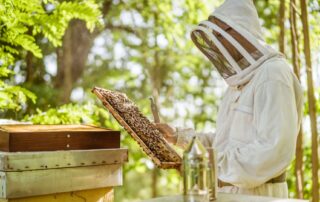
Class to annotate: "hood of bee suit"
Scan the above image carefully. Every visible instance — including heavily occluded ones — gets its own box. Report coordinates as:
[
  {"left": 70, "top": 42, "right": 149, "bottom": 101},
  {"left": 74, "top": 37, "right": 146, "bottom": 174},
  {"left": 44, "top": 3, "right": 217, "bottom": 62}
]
[{"left": 191, "top": 0, "right": 282, "bottom": 87}]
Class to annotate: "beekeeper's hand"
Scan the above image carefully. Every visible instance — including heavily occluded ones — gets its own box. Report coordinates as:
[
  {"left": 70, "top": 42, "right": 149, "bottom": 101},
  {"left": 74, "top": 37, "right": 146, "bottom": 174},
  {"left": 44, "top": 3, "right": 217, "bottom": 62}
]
[{"left": 155, "top": 123, "right": 177, "bottom": 144}]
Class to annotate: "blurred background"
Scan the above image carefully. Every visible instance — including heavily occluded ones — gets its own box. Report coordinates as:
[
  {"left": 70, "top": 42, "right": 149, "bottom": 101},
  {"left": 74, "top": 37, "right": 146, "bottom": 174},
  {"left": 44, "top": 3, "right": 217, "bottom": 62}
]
[{"left": 0, "top": 0, "right": 319, "bottom": 201}]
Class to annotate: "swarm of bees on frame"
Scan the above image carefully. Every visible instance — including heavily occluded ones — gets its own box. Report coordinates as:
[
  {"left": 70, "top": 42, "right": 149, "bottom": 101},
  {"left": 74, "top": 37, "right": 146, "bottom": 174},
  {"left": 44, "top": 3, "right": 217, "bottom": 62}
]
[{"left": 92, "top": 87, "right": 181, "bottom": 168}]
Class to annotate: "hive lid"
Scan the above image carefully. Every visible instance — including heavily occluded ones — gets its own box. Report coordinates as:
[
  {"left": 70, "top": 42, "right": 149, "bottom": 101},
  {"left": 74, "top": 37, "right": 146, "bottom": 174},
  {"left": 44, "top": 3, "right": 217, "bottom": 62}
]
[
  {"left": 0, "top": 124, "right": 120, "bottom": 152},
  {"left": 0, "top": 124, "right": 109, "bottom": 133}
]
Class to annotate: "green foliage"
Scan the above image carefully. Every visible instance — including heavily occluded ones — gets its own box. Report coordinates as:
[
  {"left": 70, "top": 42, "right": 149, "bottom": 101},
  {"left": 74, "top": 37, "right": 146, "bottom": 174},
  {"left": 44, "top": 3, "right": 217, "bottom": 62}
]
[
  {"left": 32, "top": 1, "right": 100, "bottom": 47},
  {"left": 0, "top": 66, "right": 37, "bottom": 112},
  {"left": 0, "top": 0, "right": 100, "bottom": 63},
  {"left": 0, "top": 83, "right": 36, "bottom": 111},
  {"left": 25, "top": 103, "right": 102, "bottom": 124},
  {"left": 0, "top": 0, "right": 100, "bottom": 112}
]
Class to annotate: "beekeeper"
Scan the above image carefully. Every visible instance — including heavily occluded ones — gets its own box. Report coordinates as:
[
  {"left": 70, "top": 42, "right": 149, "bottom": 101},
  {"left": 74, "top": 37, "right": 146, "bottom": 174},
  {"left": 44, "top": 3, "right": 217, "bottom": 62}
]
[{"left": 156, "top": 0, "right": 303, "bottom": 198}]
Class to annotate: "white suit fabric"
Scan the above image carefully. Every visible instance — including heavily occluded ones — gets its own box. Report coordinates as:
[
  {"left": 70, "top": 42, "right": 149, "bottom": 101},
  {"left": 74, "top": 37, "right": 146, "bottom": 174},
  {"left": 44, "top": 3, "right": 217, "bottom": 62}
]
[{"left": 175, "top": 0, "right": 304, "bottom": 198}]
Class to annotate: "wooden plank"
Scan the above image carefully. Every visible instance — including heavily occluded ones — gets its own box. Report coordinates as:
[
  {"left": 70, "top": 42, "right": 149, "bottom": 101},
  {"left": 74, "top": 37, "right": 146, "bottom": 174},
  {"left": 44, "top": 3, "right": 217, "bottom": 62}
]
[
  {"left": 0, "top": 131, "right": 9, "bottom": 152},
  {"left": 8, "top": 131, "right": 120, "bottom": 152},
  {"left": 0, "top": 125, "right": 120, "bottom": 152},
  {"left": 0, "top": 124, "right": 109, "bottom": 132},
  {"left": 0, "top": 187, "right": 114, "bottom": 202}
]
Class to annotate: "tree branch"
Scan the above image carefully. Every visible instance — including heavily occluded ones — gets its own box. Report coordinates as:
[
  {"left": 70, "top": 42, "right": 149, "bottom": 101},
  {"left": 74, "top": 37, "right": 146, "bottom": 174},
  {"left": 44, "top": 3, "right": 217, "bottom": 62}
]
[
  {"left": 105, "top": 24, "right": 139, "bottom": 35},
  {"left": 102, "top": 0, "right": 113, "bottom": 17},
  {"left": 290, "top": 1, "right": 302, "bottom": 16}
]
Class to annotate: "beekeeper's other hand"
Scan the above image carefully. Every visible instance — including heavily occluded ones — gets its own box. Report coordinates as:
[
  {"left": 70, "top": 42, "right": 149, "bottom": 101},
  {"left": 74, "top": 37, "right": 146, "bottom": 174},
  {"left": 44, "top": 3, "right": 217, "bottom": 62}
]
[{"left": 155, "top": 123, "right": 177, "bottom": 144}]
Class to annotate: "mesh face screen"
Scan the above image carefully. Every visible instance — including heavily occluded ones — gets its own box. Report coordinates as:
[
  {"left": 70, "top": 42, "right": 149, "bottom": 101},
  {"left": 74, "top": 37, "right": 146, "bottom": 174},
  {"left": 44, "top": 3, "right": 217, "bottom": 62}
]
[
  {"left": 191, "top": 30, "right": 236, "bottom": 79},
  {"left": 192, "top": 17, "right": 265, "bottom": 77}
]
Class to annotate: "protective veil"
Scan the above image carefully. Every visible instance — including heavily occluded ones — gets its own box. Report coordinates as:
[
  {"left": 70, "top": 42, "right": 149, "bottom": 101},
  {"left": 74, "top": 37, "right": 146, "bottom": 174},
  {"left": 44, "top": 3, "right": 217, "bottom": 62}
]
[{"left": 174, "top": 0, "right": 303, "bottom": 198}]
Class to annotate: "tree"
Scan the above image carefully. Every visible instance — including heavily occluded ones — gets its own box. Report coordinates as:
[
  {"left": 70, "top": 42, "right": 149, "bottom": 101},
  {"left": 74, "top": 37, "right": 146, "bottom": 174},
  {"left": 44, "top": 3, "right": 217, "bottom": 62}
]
[
  {"left": 54, "top": 0, "right": 112, "bottom": 104},
  {"left": 300, "top": 0, "right": 319, "bottom": 201},
  {"left": 0, "top": 0, "right": 100, "bottom": 114},
  {"left": 279, "top": 0, "right": 286, "bottom": 54},
  {"left": 289, "top": 0, "right": 304, "bottom": 198}
]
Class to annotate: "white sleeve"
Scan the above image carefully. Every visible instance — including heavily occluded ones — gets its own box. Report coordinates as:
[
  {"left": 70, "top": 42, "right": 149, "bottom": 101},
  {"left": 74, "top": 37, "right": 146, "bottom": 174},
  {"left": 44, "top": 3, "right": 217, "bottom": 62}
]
[
  {"left": 218, "top": 80, "right": 300, "bottom": 188},
  {"left": 174, "top": 127, "right": 215, "bottom": 149}
]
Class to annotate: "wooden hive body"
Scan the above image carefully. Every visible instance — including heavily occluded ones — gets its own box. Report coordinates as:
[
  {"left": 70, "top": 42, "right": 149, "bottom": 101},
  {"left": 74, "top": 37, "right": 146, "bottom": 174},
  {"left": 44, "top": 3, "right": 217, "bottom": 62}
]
[{"left": 0, "top": 124, "right": 120, "bottom": 152}]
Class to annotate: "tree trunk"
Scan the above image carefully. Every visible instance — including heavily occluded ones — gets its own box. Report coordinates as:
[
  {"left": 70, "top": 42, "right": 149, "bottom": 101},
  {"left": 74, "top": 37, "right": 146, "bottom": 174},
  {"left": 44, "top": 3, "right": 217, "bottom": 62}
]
[
  {"left": 289, "top": 0, "right": 304, "bottom": 198},
  {"left": 53, "top": 0, "right": 114, "bottom": 104},
  {"left": 152, "top": 14, "right": 160, "bottom": 198},
  {"left": 56, "top": 24, "right": 71, "bottom": 103},
  {"left": 25, "top": 46, "right": 46, "bottom": 85},
  {"left": 54, "top": 20, "right": 95, "bottom": 104},
  {"left": 299, "top": 0, "right": 319, "bottom": 201},
  {"left": 151, "top": 76, "right": 159, "bottom": 198},
  {"left": 152, "top": 167, "right": 158, "bottom": 197},
  {"left": 279, "top": 0, "right": 286, "bottom": 54},
  {"left": 25, "top": 51, "right": 34, "bottom": 83}
]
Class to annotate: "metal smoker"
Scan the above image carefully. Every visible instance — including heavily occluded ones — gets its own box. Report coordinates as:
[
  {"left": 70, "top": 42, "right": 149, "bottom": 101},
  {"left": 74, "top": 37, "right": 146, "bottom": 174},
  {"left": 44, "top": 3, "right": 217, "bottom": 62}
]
[{"left": 183, "top": 136, "right": 217, "bottom": 202}]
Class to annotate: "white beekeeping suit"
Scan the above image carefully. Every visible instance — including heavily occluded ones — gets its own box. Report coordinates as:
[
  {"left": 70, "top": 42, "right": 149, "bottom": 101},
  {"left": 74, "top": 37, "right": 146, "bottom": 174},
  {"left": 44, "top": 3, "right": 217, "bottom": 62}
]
[{"left": 174, "top": 0, "right": 304, "bottom": 198}]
